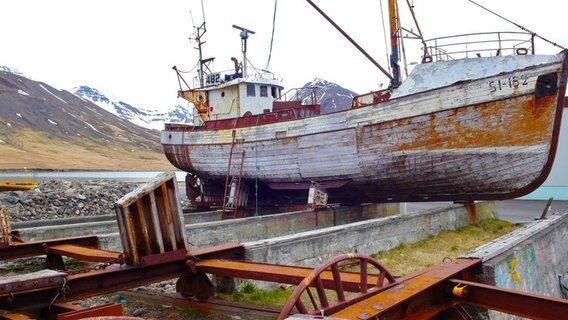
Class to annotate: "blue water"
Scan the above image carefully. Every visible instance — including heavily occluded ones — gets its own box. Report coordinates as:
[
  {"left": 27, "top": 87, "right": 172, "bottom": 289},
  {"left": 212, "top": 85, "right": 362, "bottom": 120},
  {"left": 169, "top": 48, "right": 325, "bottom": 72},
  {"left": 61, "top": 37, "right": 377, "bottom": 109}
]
[
  {"left": 0, "top": 171, "right": 187, "bottom": 183},
  {"left": 520, "top": 186, "right": 568, "bottom": 201},
  {"left": 2, "top": 171, "right": 567, "bottom": 200}
]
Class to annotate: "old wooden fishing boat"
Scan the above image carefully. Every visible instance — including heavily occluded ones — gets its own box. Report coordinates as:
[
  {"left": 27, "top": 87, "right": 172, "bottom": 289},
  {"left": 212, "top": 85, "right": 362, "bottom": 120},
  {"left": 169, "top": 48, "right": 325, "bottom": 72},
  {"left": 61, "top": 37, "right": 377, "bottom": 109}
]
[{"left": 162, "top": 0, "right": 567, "bottom": 209}]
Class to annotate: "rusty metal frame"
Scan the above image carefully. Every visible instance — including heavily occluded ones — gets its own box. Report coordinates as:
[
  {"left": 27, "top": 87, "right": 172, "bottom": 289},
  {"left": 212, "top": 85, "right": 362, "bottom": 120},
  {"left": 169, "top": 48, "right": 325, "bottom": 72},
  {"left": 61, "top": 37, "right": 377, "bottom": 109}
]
[
  {"left": 0, "top": 235, "right": 99, "bottom": 260},
  {"left": 181, "top": 256, "right": 568, "bottom": 319},
  {"left": 189, "top": 259, "right": 389, "bottom": 292},
  {"left": 3, "top": 171, "right": 568, "bottom": 319},
  {"left": 447, "top": 279, "right": 568, "bottom": 319},
  {"left": 0, "top": 245, "right": 244, "bottom": 312},
  {"left": 45, "top": 302, "right": 123, "bottom": 320}
]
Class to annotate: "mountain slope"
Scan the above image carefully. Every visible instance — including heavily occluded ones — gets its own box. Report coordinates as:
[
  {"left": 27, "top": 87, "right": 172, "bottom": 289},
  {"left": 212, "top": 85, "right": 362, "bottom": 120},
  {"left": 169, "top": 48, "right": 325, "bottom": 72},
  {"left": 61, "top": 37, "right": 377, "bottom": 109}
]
[
  {"left": 0, "top": 69, "right": 173, "bottom": 170},
  {"left": 71, "top": 86, "right": 192, "bottom": 131}
]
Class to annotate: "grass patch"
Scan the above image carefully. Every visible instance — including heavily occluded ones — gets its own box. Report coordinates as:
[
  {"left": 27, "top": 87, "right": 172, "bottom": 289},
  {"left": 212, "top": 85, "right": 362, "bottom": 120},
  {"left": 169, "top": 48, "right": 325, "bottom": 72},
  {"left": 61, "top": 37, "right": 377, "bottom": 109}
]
[
  {"left": 176, "top": 307, "right": 203, "bottom": 318},
  {"left": 218, "top": 218, "right": 517, "bottom": 307},
  {"left": 370, "top": 218, "right": 517, "bottom": 276},
  {"left": 0, "top": 129, "right": 174, "bottom": 171},
  {"left": 218, "top": 282, "right": 293, "bottom": 307}
]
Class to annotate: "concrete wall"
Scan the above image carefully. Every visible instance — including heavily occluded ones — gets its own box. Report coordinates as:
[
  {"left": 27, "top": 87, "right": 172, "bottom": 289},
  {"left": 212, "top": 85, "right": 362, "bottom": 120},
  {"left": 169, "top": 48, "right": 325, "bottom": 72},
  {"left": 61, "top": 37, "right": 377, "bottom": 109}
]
[
  {"left": 14, "top": 211, "right": 227, "bottom": 242},
  {"left": 14, "top": 204, "right": 398, "bottom": 245},
  {"left": 462, "top": 210, "right": 568, "bottom": 319},
  {"left": 17, "top": 220, "right": 118, "bottom": 242},
  {"left": 244, "top": 202, "right": 495, "bottom": 268},
  {"left": 184, "top": 203, "right": 400, "bottom": 248}
]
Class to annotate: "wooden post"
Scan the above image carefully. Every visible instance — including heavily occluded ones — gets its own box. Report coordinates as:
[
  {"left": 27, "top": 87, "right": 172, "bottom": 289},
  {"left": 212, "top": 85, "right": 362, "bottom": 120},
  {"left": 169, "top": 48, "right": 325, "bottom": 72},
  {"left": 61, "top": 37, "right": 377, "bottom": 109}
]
[{"left": 0, "top": 207, "right": 11, "bottom": 249}]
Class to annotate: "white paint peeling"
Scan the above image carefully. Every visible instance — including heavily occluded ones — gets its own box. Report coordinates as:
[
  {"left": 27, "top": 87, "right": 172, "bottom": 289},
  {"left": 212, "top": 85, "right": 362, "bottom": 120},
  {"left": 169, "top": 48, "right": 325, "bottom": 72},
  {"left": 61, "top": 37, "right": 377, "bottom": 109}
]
[
  {"left": 48, "top": 119, "right": 57, "bottom": 125},
  {"left": 162, "top": 51, "right": 566, "bottom": 202},
  {"left": 16, "top": 113, "right": 22, "bottom": 118},
  {"left": 7, "top": 123, "right": 11, "bottom": 127},
  {"left": 392, "top": 53, "right": 560, "bottom": 98},
  {"left": 17, "top": 89, "right": 29, "bottom": 96}
]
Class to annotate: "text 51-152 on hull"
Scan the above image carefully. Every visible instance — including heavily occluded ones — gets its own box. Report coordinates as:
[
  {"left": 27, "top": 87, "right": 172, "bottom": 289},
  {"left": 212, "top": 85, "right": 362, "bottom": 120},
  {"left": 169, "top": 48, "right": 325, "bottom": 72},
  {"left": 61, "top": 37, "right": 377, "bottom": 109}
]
[{"left": 162, "top": 1, "right": 567, "bottom": 209}]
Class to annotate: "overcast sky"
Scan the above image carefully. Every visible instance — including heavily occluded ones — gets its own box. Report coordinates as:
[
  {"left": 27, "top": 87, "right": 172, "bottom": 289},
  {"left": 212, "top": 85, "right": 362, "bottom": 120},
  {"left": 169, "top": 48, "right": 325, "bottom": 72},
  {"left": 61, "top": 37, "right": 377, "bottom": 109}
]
[{"left": 2, "top": 0, "right": 567, "bottom": 111}]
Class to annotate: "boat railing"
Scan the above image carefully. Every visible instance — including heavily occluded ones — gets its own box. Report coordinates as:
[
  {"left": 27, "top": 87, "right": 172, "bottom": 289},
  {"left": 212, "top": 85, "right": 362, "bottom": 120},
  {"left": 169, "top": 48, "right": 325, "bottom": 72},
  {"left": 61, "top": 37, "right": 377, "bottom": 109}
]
[
  {"left": 192, "top": 67, "right": 278, "bottom": 88},
  {"left": 423, "top": 31, "right": 535, "bottom": 62},
  {"left": 247, "top": 68, "right": 277, "bottom": 81},
  {"left": 277, "top": 87, "right": 319, "bottom": 105},
  {"left": 352, "top": 89, "right": 391, "bottom": 108}
]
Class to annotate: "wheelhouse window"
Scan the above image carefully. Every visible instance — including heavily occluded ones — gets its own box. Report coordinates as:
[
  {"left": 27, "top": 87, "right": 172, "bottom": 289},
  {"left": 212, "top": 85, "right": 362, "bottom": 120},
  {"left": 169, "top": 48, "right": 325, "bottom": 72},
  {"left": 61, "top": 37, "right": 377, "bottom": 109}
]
[
  {"left": 271, "top": 86, "right": 278, "bottom": 98},
  {"left": 260, "top": 85, "right": 268, "bottom": 97},
  {"left": 247, "top": 84, "right": 256, "bottom": 97}
]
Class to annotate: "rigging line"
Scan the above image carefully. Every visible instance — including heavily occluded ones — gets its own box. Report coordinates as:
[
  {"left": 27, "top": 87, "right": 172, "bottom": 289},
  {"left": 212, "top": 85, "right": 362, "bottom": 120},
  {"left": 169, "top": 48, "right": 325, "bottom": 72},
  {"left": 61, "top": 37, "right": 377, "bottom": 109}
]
[
  {"left": 177, "top": 60, "right": 200, "bottom": 74},
  {"left": 405, "top": 0, "right": 427, "bottom": 58},
  {"left": 466, "top": 0, "right": 564, "bottom": 50},
  {"left": 265, "top": 0, "right": 278, "bottom": 70},
  {"left": 304, "top": 0, "right": 392, "bottom": 80}
]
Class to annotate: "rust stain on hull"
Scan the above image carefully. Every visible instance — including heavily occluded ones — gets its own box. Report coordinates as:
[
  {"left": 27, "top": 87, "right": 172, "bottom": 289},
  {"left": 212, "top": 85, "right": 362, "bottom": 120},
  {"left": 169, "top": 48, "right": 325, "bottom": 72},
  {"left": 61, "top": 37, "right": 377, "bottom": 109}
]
[
  {"left": 361, "top": 95, "right": 556, "bottom": 152},
  {"left": 162, "top": 55, "right": 567, "bottom": 205}
]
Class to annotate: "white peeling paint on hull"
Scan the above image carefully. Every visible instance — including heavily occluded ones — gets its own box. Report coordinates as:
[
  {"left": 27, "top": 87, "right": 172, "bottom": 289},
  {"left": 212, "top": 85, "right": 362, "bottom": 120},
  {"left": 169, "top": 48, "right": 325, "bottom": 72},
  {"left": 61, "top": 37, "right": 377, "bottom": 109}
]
[{"left": 162, "top": 52, "right": 567, "bottom": 202}]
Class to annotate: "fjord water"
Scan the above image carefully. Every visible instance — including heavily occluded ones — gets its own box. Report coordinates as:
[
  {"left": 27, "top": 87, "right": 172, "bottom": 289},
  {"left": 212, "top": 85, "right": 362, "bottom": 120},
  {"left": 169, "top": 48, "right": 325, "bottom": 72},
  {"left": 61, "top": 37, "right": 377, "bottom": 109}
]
[
  {"left": 1, "top": 170, "right": 566, "bottom": 200},
  {"left": 0, "top": 171, "right": 187, "bottom": 183}
]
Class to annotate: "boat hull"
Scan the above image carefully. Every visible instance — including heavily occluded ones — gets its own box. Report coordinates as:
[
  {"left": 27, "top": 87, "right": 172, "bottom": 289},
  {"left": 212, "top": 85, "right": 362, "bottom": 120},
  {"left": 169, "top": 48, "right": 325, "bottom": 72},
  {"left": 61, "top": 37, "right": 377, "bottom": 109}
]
[{"left": 162, "top": 53, "right": 567, "bottom": 205}]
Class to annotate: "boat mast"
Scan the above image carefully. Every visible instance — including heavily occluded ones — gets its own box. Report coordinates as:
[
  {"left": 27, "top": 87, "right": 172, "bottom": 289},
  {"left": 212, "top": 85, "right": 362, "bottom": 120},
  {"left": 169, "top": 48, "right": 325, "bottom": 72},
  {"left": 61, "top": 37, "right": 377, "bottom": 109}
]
[
  {"left": 194, "top": 21, "right": 207, "bottom": 87},
  {"left": 388, "top": 0, "right": 401, "bottom": 88},
  {"left": 233, "top": 25, "right": 256, "bottom": 78}
]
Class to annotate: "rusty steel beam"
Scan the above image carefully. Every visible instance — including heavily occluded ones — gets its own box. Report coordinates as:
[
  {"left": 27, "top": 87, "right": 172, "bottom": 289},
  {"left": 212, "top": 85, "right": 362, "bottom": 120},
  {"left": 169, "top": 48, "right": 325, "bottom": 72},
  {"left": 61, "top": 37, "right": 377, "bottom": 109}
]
[
  {"left": 1, "top": 261, "right": 185, "bottom": 312},
  {"left": 0, "top": 235, "right": 99, "bottom": 260},
  {"left": 189, "top": 243, "right": 244, "bottom": 259},
  {"left": 329, "top": 259, "right": 481, "bottom": 319},
  {"left": 44, "top": 244, "right": 124, "bottom": 263},
  {"left": 0, "top": 312, "right": 34, "bottom": 320},
  {"left": 447, "top": 278, "right": 568, "bottom": 319},
  {"left": 0, "top": 245, "right": 244, "bottom": 312},
  {"left": 191, "top": 259, "right": 390, "bottom": 292},
  {"left": 42, "top": 302, "right": 123, "bottom": 320}
]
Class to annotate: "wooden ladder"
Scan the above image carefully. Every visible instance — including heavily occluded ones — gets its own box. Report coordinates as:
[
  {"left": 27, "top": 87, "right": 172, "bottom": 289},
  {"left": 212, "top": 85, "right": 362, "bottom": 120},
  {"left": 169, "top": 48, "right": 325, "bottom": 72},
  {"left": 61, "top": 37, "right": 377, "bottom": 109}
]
[{"left": 222, "top": 131, "right": 245, "bottom": 219}]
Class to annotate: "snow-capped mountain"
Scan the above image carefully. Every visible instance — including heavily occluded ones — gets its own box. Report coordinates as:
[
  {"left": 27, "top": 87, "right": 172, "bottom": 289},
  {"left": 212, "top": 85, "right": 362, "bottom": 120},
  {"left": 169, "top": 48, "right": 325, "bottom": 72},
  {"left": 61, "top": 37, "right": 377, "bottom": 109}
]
[
  {"left": 295, "top": 78, "right": 358, "bottom": 113},
  {"left": 0, "top": 65, "right": 24, "bottom": 76},
  {"left": 0, "top": 68, "right": 164, "bottom": 155},
  {"left": 0, "top": 66, "right": 28, "bottom": 78},
  {"left": 71, "top": 86, "right": 192, "bottom": 131}
]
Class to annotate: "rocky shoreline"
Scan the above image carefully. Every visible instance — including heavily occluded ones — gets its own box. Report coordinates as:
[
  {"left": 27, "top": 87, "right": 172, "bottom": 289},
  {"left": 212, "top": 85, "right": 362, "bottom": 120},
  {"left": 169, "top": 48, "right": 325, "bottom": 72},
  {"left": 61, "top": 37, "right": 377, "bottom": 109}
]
[{"left": 0, "top": 179, "right": 140, "bottom": 222}]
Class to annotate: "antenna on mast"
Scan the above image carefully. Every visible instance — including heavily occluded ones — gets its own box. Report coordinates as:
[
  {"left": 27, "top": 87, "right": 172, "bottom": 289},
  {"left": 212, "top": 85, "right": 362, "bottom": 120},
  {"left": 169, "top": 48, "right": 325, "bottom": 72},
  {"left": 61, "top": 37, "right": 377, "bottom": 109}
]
[
  {"left": 232, "top": 25, "right": 256, "bottom": 78},
  {"left": 188, "top": 0, "right": 208, "bottom": 88}
]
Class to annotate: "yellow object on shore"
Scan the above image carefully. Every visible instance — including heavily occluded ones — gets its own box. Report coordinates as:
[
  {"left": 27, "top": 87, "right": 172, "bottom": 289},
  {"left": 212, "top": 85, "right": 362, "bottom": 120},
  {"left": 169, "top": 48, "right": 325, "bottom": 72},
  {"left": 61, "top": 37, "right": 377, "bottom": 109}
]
[{"left": 0, "top": 181, "right": 38, "bottom": 192}]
